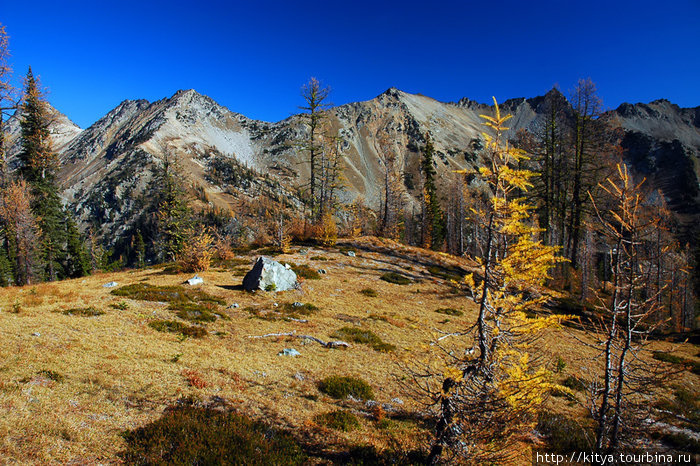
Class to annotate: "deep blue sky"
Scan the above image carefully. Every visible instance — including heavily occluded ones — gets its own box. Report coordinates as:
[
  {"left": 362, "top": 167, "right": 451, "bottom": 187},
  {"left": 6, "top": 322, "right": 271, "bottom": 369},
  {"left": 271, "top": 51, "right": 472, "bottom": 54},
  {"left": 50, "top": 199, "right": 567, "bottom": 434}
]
[{"left": 2, "top": 0, "right": 699, "bottom": 128}]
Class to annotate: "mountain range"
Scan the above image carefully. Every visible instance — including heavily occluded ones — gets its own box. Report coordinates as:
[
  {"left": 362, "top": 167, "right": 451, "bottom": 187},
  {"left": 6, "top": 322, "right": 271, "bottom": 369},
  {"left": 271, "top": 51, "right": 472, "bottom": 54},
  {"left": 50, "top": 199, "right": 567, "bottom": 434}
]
[{"left": 3, "top": 87, "right": 699, "bottom": 245}]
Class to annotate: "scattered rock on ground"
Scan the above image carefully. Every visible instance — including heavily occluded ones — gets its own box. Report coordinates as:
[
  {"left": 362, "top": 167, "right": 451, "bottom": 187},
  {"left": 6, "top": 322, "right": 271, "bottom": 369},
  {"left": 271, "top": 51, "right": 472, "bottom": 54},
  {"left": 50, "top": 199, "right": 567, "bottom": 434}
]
[
  {"left": 318, "top": 269, "right": 327, "bottom": 274},
  {"left": 278, "top": 348, "right": 301, "bottom": 357},
  {"left": 102, "top": 281, "right": 118, "bottom": 288},
  {"left": 186, "top": 275, "right": 204, "bottom": 286},
  {"left": 346, "top": 251, "right": 356, "bottom": 257},
  {"left": 242, "top": 256, "right": 298, "bottom": 292},
  {"left": 228, "top": 303, "right": 240, "bottom": 309}
]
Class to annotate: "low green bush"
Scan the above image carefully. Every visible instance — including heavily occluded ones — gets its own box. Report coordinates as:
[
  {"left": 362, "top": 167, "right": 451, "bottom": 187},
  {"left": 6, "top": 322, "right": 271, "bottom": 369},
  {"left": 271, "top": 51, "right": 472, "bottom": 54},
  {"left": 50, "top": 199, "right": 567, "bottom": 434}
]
[
  {"left": 290, "top": 263, "right": 321, "bottom": 280},
  {"left": 536, "top": 411, "right": 594, "bottom": 453},
  {"left": 561, "top": 375, "right": 586, "bottom": 392},
  {"left": 148, "top": 320, "right": 207, "bottom": 338},
  {"left": 332, "top": 327, "right": 396, "bottom": 352},
  {"left": 63, "top": 307, "right": 104, "bottom": 317},
  {"left": 360, "top": 288, "right": 378, "bottom": 297},
  {"left": 318, "top": 375, "right": 374, "bottom": 400},
  {"left": 435, "top": 307, "right": 462, "bottom": 316},
  {"left": 120, "top": 405, "right": 306, "bottom": 464},
  {"left": 314, "top": 410, "right": 360, "bottom": 432},
  {"left": 112, "top": 283, "right": 225, "bottom": 305},
  {"left": 380, "top": 272, "right": 412, "bottom": 285}
]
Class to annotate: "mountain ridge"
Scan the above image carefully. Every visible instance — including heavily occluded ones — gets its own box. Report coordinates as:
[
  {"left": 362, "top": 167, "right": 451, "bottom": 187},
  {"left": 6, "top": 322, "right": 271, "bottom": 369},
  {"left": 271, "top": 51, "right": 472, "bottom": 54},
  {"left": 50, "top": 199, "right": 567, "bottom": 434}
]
[{"left": 3, "top": 87, "right": 699, "bottom": 245}]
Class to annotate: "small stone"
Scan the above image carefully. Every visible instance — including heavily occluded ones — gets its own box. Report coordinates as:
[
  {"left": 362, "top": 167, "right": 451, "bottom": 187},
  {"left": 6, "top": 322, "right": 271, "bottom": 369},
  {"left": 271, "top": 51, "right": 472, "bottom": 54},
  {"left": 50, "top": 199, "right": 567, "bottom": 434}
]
[
  {"left": 318, "top": 269, "right": 327, "bottom": 274},
  {"left": 278, "top": 348, "right": 301, "bottom": 357},
  {"left": 293, "top": 372, "right": 306, "bottom": 381},
  {"left": 187, "top": 275, "right": 204, "bottom": 286},
  {"left": 273, "top": 303, "right": 279, "bottom": 307},
  {"left": 382, "top": 403, "right": 394, "bottom": 411},
  {"left": 346, "top": 251, "right": 356, "bottom": 257},
  {"left": 365, "top": 400, "right": 379, "bottom": 408},
  {"left": 391, "top": 397, "right": 404, "bottom": 405},
  {"left": 228, "top": 303, "right": 240, "bottom": 309},
  {"left": 292, "top": 302, "right": 303, "bottom": 307},
  {"left": 102, "top": 281, "right": 118, "bottom": 288},
  {"left": 298, "top": 248, "right": 309, "bottom": 255},
  {"left": 31, "top": 332, "right": 41, "bottom": 337}
]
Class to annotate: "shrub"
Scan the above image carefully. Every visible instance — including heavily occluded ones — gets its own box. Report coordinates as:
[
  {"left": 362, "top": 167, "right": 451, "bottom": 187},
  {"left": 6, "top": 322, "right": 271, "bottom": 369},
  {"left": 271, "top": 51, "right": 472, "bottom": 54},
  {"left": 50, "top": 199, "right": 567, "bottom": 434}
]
[
  {"left": 290, "top": 263, "right": 321, "bottom": 280},
  {"left": 536, "top": 411, "right": 594, "bottom": 454},
  {"left": 561, "top": 375, "right": 586, "bottom": 392},
  {"left": 435, "top": 307, "right": 462, "bottom": 316},
  {"left": 182, "top": 369, "right": 207, "bottom": 389},
  {"left": 318, "top": 375, "right": 374, "bottom": 400},
  {"left": 148, "top": 320, "right": 207, "bottom": 338},
  {"left": 427, "top": 265, "right": 462, "bottom": 281},
  {"left": 315, "top": 410, "right": 360, "bottom": 432},
  {"left": 652, "top": 351, "right": 684, "bottom": 364},
  {"left": 178, "top": 228, "right": 215, "bottom": 273},
  {"left": 171, "top": 302, "right": 218, "bottom": 323},
  {"left": 110, "top": 301, "right": 129, "bottom": 310},
  {"left": 652, "top": 352, "right": 700, "bottom": 374},
  {"left": 360, "top": 288, "right": 378, "bottom": 297},
  {"left": 380, "top": 272, "right": 412, "bottom": 285},
  {"left": 63, "top": 307, "right": 104, "bottom": 317},
  {"left": 332, "top": 327, "right": 396, "bottom": 352},
  {"left": 318, "top": 212, "right": 338, "bottom": 247},
  {"left": 282, "top": 302, "right": 319, "bottom": 315},
  {"left": 120, "top": 405, "right": 306, "bottom": 464},
  {"left": 38, "top": 370, "right": 64, "bottom": 383},
  {"left": 112, "top": 283, "right": 225, "bottom": 305},
  {"left": 654, "top": 431, "right": 700, "bottom": 454},
  {"left": 554, "top": 356, "right": 566, "bottom": 373}
]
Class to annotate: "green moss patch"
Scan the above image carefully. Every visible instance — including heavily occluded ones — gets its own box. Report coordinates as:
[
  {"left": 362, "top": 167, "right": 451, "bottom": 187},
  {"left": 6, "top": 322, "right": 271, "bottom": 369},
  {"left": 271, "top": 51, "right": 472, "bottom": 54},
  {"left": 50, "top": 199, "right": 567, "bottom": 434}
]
[
  {"left": 332, "top": 327, "right": 396, "bottom": 352},
  {"left": 318, "top": 375, "right": 374, "bottom": 400}
]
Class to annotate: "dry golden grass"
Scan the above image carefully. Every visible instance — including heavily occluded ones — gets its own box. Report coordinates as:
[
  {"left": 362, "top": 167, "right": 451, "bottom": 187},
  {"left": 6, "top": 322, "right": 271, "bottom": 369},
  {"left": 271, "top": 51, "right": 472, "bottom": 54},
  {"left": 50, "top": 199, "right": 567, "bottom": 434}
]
[{"left": 0, "top": 242, "right": 697, "bottom": 464}]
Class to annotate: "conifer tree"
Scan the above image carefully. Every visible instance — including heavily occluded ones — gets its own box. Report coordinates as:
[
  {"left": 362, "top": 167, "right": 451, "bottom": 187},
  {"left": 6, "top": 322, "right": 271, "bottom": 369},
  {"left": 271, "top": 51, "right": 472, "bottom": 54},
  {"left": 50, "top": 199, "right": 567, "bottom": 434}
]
[
  {"left": 150, "top": 153, "right": 191, "bottom": 262},
  {"left": 17, "top": 68, "right": 69, "bottom": 280},
  {"left": 299, "top": 77, "right": 331, "bottom": 221},
  {"left": 409, "top": 99, "right": 564, "bottom": 464},
  {"left": 420, "top": 133, "right": 445, "bottom": 250}
]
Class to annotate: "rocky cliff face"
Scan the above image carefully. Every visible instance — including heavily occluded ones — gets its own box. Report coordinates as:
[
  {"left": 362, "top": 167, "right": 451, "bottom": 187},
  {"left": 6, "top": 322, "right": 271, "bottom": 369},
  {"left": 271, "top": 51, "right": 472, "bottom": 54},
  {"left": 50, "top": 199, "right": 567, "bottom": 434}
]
[
  {"left": 608, "top": 99, "right": 700, "bottom": 235},
  {"left": 3, "top": 87, "right": 698, "bottom": 245}
]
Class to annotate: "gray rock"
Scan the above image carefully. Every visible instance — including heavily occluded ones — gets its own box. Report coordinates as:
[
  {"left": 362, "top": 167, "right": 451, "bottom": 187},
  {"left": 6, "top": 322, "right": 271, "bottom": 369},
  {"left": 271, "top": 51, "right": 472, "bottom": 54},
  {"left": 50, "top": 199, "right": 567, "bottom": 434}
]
[
  {"left": 228, "top": 303, "right": 240, "bottom": 309},
  {"left": 102, "top": 281, "right": 118, "bottom": 288},
  {"left": 186, "top": 275, "right": 203, "bottom": 286},
  {"left": 242, "top": 256, "right": 298, "bottom": 292},
  {"left": 346, "top": 251, "right": 356, "bottom": 257},
  {"left": 292, "top": 302, "right": 303, "bottom": 307},
  {"left": 317, "top": 269, "right": 327, "bottom": 274},
  {"left": 278, "top": 348, "right": 301, "bottom": 357},
  {"left": 31, "top": 332, "right": 41, "bottom": 337},
  {"left": 391, "top": 397, "right": 404, "bottom": 405},
  {"left": 293, "top": 372, "right": 306, "bottom": 381}
]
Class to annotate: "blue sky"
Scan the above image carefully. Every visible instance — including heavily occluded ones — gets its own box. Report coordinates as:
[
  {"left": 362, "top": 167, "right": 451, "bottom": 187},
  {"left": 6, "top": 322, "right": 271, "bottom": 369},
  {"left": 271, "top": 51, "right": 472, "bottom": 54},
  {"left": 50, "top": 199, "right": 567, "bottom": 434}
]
[{"left": 2, "top": 0, "right": 699, "bottom": 128}]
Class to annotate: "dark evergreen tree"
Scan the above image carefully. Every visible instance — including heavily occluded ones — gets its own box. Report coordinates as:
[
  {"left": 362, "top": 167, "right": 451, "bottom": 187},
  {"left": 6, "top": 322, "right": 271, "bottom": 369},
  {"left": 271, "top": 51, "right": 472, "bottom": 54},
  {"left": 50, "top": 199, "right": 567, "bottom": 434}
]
[
  {"left": 421, "top": 132, "right": 445, "bottom": 250},
  {"left": 64, "top": 218, "right": 90, "bottom": 278},
  {"left": 149, "top": 153, "right": 192, "bottom": 263},
  {"left": 17, "top": 67, "right": 89, "bottom": 281},
  {"left": 135, "top": 230, "right": 146, "bottom": 268}
]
